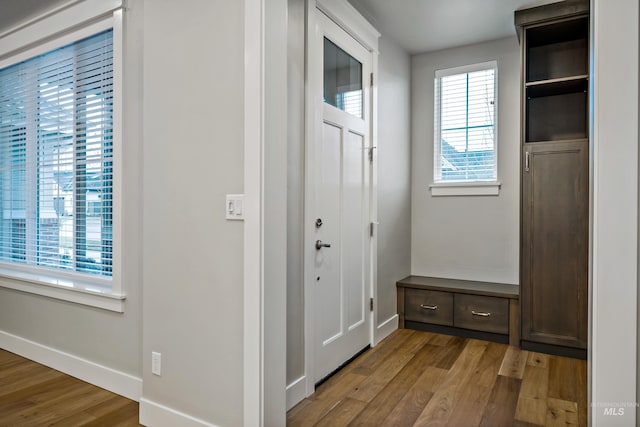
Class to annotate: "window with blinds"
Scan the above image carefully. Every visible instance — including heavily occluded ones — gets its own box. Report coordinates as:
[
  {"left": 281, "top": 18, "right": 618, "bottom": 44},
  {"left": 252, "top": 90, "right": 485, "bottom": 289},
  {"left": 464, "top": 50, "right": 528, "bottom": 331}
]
[
  {"left": 0, "top": 29, "right": 113, "bottom": 278},
  {"left": 434, "top": 61, "right": 497, "bottom": 183}
]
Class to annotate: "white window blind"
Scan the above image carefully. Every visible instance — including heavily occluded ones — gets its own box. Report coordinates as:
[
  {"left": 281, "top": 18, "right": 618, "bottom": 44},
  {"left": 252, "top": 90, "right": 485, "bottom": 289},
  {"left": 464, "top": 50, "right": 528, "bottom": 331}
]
[
  {"left": 434, "top": 61, "right": 497, "bottom": 182},
  {"left": 0, "top": 29, "right": 113, "bottom": 277}
]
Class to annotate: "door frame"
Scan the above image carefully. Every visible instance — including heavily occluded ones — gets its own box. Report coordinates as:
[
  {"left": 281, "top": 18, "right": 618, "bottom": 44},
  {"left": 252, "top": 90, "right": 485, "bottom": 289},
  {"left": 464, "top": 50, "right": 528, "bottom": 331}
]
[
  {"left": 303, "top": 0, "right": 380, "bottom": 398},
  {"left": 244, "top": 0, "right": 288, "bottom": 425}
]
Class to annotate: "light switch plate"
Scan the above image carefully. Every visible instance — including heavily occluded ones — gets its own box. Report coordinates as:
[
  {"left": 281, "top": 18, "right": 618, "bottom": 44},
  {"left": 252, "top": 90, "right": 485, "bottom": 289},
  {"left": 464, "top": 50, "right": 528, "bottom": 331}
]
[
  {"left": 151, "top": 351, "right": 161, "bottom": 376},
  {"left": 226, "top": 194, "right": 245, "bottom": 220}
]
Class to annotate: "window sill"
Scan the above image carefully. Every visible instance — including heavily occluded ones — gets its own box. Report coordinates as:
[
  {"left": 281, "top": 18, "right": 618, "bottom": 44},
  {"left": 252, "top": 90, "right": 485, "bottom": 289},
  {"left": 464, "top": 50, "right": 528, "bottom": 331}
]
[
  {"left": 0, "top": 266, "right": 125, "bottom": 312},
  {"left": 429, "top": 181, "right": 501, "bottom": 197}
]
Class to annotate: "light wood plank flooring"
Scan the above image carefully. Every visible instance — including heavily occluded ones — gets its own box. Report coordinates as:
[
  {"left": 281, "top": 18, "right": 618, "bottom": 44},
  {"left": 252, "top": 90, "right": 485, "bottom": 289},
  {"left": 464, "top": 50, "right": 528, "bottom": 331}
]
[
  {"left": 287, "top": 329, "right": 587, "bottom": 426},
  {"left": 0, "top": 349, "right": 141, "bottom": 426}
]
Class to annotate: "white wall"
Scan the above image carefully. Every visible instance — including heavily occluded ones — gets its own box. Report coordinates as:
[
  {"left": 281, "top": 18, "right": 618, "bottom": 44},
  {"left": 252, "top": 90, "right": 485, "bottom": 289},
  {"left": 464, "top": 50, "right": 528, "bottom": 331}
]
[
  {"left": 376, "top": 35, "right": 411, "bottom": 326},
  {"left": 141, "top": 0, "right": 245, "bottom": 425},
  {"left": 590, "top": 0, "right": 639, "bottom": 425},
  {"left": 411, "top": 37, "right": 520, "bottom": 284},
  {"left": 0, "top": 0, "right": 143, "bottom": 379},
  {"left": 287, "top": 0, "right": 306, "bottom": 389}
]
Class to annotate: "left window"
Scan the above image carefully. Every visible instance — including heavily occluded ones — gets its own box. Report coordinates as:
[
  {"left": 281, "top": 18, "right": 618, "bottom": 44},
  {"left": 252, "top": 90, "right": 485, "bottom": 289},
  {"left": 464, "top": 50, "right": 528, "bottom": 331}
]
[
  {"left": 0, "top": 31, "right": 114, "bottom": 280},
  {"left": 0, "top": 5, "right": 122, "bottom": 310},
  {"left": 433, "top": 61, "right": 497, "bottom": 183}
]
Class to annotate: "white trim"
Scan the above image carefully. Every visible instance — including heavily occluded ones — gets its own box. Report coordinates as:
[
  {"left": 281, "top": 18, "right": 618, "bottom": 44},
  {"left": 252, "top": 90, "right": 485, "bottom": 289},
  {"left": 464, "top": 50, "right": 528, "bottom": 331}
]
[
  {"left": 0, "top": 0, "right": 123, "bottom": 59},
  {"left": 286, "top": 376, "right": 307, "bottom": 411},
  {"left": 0, "top": 0, "right": 82, "bottom": 39},
  {"left": 244, "top": 0, "right": 264, "bottom": 426},
  {"left": 429, "top": 181, "right": 501, "bottom": 197},
  {"left": 316, "top": 0, "right": 380, "bottom": 52},
  {"left": 262, "top": 0, "right": 288, "bottom": 424},
  {"left": 111, "top": 8, "right": 124, "bottom": 295},
  {"left": 0, "top": 270, "right": 125, "bottom": 313},
  {"left": 303, "top": 0, "right": 318, "bottom": 397},
  {"left": 590, "top": 0, "right": 638, "bottom": 424},
  {"left": 434, "top": 60, "right": 497, "bottom": 78},
  {"left": 370, "top": 45, "right": 379, "bottom": 351},
  {"left": 0, "top": 16, "right": 114, "bottom": 69},
  {"left": 139, "top": 398, "right": 219, "bottom": 427},
  {"left": 0, "top": 330, "right": 141, "bottom": 401},
  {"left": 587, "top": 4, "right": 594, "bottom": 424},
  {"left": 374, "top": 314, "right": 398, "bottom": 345}
]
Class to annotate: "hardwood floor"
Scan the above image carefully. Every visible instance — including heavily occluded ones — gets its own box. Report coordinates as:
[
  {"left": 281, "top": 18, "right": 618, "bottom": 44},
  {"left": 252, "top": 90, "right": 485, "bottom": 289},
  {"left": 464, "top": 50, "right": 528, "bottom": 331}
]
[
  {"left": 287, "top": 329, "right": 587, "bottom": 426},
  {"left": 0, "top": 349, "right": 141, "bottom": 426}
]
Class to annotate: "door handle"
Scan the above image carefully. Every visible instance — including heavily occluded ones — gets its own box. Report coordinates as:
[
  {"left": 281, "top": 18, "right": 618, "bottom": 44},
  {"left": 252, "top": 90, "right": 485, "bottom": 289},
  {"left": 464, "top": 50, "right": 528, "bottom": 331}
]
[
  {"left": 315, "top": 240, "right": 331, "bottom": 250},
  {"left": 525, "top": 151, "right": 530, "bottom": 172}
]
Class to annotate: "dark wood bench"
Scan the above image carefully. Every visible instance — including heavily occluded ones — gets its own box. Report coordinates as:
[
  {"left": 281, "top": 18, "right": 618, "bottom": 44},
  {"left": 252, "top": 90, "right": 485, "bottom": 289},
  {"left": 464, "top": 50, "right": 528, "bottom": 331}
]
[{"left": 397, "top": 276, "right": 520, "bottom": 346}]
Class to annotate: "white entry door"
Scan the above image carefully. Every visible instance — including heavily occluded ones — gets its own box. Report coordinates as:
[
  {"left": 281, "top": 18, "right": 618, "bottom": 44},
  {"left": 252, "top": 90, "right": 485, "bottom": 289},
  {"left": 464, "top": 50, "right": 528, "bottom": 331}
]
[{"left": 311, "top": 10, "right": 373, "bottom": 383}]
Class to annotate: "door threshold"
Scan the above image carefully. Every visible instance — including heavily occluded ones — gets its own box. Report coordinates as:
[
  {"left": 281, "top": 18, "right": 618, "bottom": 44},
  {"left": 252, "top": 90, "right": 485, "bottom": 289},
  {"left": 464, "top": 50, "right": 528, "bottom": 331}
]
[{"left": 314, "top": 345, "right": 371, "bottom": 388}]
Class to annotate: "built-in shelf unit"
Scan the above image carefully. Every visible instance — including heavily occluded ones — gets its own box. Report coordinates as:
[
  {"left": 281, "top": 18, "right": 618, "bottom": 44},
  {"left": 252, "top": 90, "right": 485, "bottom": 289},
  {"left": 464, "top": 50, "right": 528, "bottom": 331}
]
[{"left": 516, "top": 0, "right": 590, "bottom": 359}]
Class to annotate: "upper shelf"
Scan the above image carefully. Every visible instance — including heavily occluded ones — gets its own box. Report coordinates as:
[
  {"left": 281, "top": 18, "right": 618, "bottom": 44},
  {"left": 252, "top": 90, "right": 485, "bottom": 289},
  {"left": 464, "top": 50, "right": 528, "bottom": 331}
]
[
  {"left": 526, "top": 75, "right": 588, "bottom": 98},
  {"left": 514, "top": 0, "right": 589, "bottom": 41},
  {"left": 526, "top": 74, "right": 588, "bottom": 87},
  {"left": 526, "top": 17, "right": 588, "bottom": 48},
  {"left": 525, "top": 17, "right": 589, "bottom": 83}
]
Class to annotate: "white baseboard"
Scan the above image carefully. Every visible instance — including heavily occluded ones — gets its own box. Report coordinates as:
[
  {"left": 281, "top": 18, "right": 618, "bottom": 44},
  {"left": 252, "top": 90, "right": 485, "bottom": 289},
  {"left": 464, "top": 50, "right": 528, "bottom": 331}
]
[
  {"left": 286, "top": 375, "right": 307, "bottom": 411},
  {"left": 139, "top": 398, "right": 219, "bottom": 427},
  {"left": 375, "top": 314, "right": 398, "bottom": 345},
  {"left": 0, "top": 329, "right": 142, "bottom": 401}
]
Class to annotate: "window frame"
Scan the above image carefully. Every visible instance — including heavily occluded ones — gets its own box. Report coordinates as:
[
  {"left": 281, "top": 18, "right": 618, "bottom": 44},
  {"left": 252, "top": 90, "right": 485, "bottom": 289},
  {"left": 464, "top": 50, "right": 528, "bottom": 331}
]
[
  {"left": 431, "top": 60, "right": 501, "bottom": 196},
  {"left": 0, "top": 11, "right": 124, "bottom": 311}
]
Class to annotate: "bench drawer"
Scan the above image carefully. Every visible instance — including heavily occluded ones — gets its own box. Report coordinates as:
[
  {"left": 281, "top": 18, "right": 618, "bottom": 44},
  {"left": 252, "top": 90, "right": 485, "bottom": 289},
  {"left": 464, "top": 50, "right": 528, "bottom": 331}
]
[
  {"left": 454, "top": 294, "right": 509, "bottom": 334},
  {"left": 404, "top": 289, "right": 453, "bottom": 326}
]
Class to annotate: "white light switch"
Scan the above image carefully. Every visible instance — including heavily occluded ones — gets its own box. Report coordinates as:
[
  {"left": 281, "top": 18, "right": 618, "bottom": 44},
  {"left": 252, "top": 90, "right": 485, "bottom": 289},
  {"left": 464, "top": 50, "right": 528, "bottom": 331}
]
[
  {"left": 152, "top": 351, "right": 161, "bottom": 376},
  {"left": 226, "top": 194, "right": 245, "bottom": 220}
]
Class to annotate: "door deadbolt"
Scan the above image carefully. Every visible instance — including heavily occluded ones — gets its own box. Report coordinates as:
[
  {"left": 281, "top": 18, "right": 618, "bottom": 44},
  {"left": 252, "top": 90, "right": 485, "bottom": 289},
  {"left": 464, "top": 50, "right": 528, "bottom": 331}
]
[{"left": 315, "top": 218, "right": 323, "bottom": 228}]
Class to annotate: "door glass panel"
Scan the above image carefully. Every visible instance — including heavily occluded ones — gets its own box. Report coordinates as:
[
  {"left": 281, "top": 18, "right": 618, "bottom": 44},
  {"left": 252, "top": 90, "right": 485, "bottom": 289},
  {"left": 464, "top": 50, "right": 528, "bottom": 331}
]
[{"left": 323, "top": 37, "right": 363, "bottom": 118}]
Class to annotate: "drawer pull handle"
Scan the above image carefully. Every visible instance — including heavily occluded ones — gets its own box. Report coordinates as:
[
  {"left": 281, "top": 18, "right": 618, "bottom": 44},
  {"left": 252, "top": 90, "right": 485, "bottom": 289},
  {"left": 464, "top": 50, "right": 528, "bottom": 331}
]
[
  {"left": 472, "top": 310, "right": 491, "bottom": 317},
  {"left": 420, "top": 304, "right": 437, "bottom": 310}
]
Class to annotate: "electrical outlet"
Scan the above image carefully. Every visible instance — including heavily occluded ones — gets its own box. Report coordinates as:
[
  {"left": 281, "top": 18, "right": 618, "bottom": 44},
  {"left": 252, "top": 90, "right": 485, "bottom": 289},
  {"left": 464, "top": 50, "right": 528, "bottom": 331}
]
[{"left": 151, "top": 352, "right": 162, "bottom": 376}]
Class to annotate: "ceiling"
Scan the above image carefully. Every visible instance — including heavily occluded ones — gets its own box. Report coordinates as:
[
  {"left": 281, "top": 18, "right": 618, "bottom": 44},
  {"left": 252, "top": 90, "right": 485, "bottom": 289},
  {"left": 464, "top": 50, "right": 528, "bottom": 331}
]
[
  {"left": 0, "top": 0, "right": 74, "bottom": 34},
  {"left": 347, "top": 0, "right": 564, "bottom": 54},
  {"left": 0, "top": 0, "right": 563, "bottom": 54}
]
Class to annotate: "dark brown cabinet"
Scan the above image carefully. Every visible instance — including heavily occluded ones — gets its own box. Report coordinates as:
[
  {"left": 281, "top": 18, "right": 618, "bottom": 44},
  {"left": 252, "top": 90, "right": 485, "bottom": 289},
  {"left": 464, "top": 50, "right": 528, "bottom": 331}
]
[
  {"left": 521, "top": 141, "right": 588, "bottom": 350},
  {"left": 516, "top": 1, "right": 589, "bottom": 357}
]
